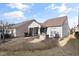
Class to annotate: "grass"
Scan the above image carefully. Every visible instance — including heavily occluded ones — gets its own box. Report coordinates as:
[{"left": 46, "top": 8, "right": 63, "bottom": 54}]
[{"left": 0, "top": 36, "right": 79, "bottom": 56}]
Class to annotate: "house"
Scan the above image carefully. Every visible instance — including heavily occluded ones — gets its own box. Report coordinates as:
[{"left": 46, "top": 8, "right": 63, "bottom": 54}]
[
  {"left": 42, "top": 16, "right": 70, "bottom": 38},
  {"left": 12, "top": 16, "right": 69, "bottom": 38},
  {"left": 0, "top": 24, "right": 15, "bottom": 38}
]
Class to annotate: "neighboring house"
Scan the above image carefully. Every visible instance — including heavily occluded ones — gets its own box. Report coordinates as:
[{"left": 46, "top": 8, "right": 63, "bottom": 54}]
[
  {"left": 74, "top": 25, "right": 79, "bottom": 32},
  {"left": 12, "top": 16, "right": 70, "bottom": 38},
  {"left": 74, "top": 16, "right": 79, "bottom": 32},
  {"left": 0, "top": 24, "right": 3, "bottom": 38},
  {"left": 0, "top": 23, "right": 15, "bottom": 38}
]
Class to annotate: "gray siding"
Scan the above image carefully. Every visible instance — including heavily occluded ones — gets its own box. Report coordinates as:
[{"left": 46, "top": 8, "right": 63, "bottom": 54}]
[{"left": 62, "top": 19, "right": 69, "bottom": 37}]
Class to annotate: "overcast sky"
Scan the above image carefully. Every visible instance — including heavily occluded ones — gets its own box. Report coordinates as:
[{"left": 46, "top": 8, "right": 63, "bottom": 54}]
[{"left": 0, "top": 3, "right": 78, "bottom": 28}]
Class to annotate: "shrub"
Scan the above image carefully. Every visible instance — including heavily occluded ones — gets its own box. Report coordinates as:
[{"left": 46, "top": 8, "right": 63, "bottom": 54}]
[{"left": 74, "top": 31, "right": 79, "bottom": 39}]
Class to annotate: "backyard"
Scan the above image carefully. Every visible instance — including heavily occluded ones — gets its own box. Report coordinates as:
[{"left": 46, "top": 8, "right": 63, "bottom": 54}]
[{"left": 0, "top": 35, "right": 79, "bottom": 56}]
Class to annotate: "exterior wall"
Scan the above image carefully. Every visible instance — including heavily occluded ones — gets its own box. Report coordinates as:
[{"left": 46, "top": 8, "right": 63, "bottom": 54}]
[
  {"left": 75, "top": 27, "right": 79, "bottom": 32},
  {"left": 15, "top": 26, "right": 28, "bottom": 37},
  {"left": 12, "top": 29, "right": 16, "bottom": 37},
  {"left": 62, "top": 19, "right": 70, "bottom": 37},
  {"left": 15, "top": 23, "right": 29, "bottom": 37},
  {"left": 47, "top": 26, "right": 62, "bottom": 38},
  {"left": 15, "top": 28, "right": 23, "bottom": 37},
  {"left": 8, "top": 29, "right": 16, "bottom": 37}
]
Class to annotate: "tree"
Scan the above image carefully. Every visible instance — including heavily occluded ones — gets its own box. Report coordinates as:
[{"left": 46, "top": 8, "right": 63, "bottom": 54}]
[{"left": 0, "top": 20, "right": 5, "bottom": 40}]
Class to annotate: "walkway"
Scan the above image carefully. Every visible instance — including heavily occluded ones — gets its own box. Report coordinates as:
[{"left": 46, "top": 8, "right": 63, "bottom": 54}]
[
  {"left": 29, "top": 35, "right": 45, "bottom": 43},
  {"left": 59, "top": 34, "right": 75, "bottom": 47}
]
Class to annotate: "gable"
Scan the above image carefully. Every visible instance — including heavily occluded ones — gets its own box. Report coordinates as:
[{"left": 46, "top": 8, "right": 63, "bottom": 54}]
[{"left": 28, "top": 21, "right": 41, "bottom": 28}]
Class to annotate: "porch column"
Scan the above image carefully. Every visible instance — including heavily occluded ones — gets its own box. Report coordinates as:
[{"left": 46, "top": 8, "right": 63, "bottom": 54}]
[
  {"left": 28, "top": 28, "right": 29, "bottom": 36},
  {"left": 33, "top": 28, "right": 35, "bottom": 36},
  {"left": 38, "top": 27, "right": 40, "bottom": 36}
]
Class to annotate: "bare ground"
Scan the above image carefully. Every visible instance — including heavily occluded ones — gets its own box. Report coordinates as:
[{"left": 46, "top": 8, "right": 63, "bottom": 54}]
[{"left": 0, "top": 35, "right": 79, "bottom": 56}]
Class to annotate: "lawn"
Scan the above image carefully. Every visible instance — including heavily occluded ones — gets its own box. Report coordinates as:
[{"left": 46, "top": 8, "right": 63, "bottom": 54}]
[{"left": 0, "top": 36, "right": 79, "bottom": 56}]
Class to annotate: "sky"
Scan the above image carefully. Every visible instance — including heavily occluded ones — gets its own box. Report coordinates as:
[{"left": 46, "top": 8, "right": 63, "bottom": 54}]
[{"left": 0, "top": 3, "right": 79, "bottom": 28}]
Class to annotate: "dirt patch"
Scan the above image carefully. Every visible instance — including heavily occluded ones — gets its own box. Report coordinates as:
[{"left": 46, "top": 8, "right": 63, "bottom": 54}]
[
  {"left": 0, "top": 39, "right": 78, "bottom": 56},
  {"left": 0, "top": 36, "right": 78, "bottom": 56},
  {"left": 0, "top": 37, "right": 58, "bottom": 51}
]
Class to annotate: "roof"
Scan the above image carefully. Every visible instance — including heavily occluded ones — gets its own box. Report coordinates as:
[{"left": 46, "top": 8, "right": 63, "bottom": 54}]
[
  {"left": 42, "top": 16, "right": 67, "bottom": 27},
  {"left": 12, "top": 19, "right": 36, "bottom": 32},
  {"left": 12, "top": 19, "right": 35, "bottom": 28},
  {"left": 12, "top": 16, "right": 68, "bottom": 30}
]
